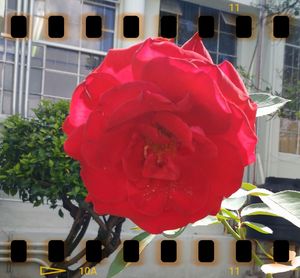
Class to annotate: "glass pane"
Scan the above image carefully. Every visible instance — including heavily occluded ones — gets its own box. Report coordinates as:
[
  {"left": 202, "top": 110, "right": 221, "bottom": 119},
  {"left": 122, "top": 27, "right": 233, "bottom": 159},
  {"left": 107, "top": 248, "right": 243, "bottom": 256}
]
[
  {"left": 283, "top": 66, "right": 292, "bottom": 86},
  {"left": 293, "top": 69, "right": 299, "bottom": 85},
  {"left": 284, "top": 45, "right": 293, "bottom": 66},
  {"left": 44, "top": 71, "right": 77, "bottom": 98},
  {"left": 2, "top": 91, "right": 12, "bottom": 114},
  {"left": 7, "top": 0, "right": 17, "bottom": 10},
  {"left": 218, "top": 54, "right": 236, "bottom": 65},
  {"left": 29, "top": 68, "right": 42, "bottom": 94},
  {"left": 202, "top": 36, "right": 217, "bottom": 52},
  {"left": 31, "top": 45, "right": 44, "bottom": 67},
  {"left": 279, "top": 131, "right": 298, "bottom": 154},
  {"left": 178, "top": 19, "right": 197, "bottom": 46},
  {"left": 79, "top": 75, "right": 85, "bottom": 82},
  {"left": 3, "top": 63, "right": 13, "bottom": 91},
  {"left": 46, "top": 47, "right": 78, "bottom": 73},
  {"left": 6, "top": 40, "right": 15, "bottom": 62},
  {"left": 80, "top": 52, "right": 104, "bottom": 75},
  {"left": 178, "top": 1, "right": 199, "bottom": 46},
  {"left": 219, "top": 33, "right": 236, "bottom": 56},
  {"left": 28, "top": 94, "right": 41, "bottom": 117},
  {"left": 279, "top": 118, "right": 298, "bottom": 153},
  {"left": 210, "top": 53, "right": 217, "bottom": 63},
  {"left": 220, "top": 12, "right": 236, "bottom": 34},
  {"left": 287, "top": 25, "right": 300, "bottom": 46},
  {"left": 104, "top": 7, "right": 115, "bottom": 30},
  {"left": 101, "top": 31, "right": 113, "bottom": 52},
  {"left": 180, "top": 1, "right": 199, "bottom": 22},
  {"left": 83, "top": 3, "right": 104, "bottom": 15}
]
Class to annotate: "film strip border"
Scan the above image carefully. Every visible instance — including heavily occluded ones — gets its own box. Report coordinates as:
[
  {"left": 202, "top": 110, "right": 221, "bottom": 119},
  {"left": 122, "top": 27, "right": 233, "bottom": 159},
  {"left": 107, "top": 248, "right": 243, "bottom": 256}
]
[
  {"left": 8, "top": 239, "right": 290, "bottom": 264},
  {"left": 6, "top": 14, "right": 290, "bottom": 39}
]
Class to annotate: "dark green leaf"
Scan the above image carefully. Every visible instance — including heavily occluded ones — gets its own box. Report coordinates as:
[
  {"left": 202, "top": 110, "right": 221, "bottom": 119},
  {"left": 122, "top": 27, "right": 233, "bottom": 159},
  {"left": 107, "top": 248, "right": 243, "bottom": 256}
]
[{"left": 107, "top": 232, "right": 155, "bottom": 278}]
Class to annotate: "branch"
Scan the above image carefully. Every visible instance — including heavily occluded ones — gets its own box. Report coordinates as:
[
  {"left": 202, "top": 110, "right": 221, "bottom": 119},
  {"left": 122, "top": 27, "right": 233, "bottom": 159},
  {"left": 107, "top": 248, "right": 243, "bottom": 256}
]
[{"left": 61, "top": 195, "right": 79, "bottom": 219}]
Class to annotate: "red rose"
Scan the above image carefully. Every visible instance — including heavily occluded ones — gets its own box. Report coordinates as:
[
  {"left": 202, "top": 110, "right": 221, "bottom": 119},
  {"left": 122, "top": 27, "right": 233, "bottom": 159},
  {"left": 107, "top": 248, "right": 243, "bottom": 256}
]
[{"left": 63, "top": 33, "right": 257, "bottom": 234}]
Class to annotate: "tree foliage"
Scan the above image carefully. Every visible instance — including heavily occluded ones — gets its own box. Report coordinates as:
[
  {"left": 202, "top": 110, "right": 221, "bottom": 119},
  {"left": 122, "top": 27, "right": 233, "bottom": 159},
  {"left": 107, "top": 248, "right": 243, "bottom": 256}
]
[{"left": 0, "top": 100, "right": 86, "bottom": 213}]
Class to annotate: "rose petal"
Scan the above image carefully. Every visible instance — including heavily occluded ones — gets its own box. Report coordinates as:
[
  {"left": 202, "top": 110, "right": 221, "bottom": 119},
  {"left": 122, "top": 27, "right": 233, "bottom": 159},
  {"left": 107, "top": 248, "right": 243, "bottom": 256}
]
[
  {"left": 139, "top": 57, "right": 232, "bottom": 134},
  {"left": 132, "top": 37, "right": 210, "bottom": 80},
  {"left": 181, "top": 32, "right": 214, "bottom": 63},
  {"left": 127, "top": 183, "right": 169, "bottom": 217},
  {"left": 93, "top": 41, "right": 144, "bottom": 82},
  {"left": 64, "top": 125, "right": 84, "bottom": 161},
  {"left": 81, "top": 165, "right": 127, "bottom": 203},
  {"left": 208, "top": 139, "right": 245, "bottom": 197}
]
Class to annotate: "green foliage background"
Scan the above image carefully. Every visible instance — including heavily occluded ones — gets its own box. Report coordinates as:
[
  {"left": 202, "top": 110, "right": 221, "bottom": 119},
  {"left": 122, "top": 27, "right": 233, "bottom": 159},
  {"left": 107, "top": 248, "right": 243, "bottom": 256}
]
[{"left": 0, "top": 100, "right": 86, "bottom": 215}]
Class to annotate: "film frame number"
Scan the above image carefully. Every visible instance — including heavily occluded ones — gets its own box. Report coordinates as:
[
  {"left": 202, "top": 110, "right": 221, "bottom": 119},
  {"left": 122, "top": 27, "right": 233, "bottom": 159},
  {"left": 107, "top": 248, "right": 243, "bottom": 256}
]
[
  {"left": 229, "top": 267, "right": 240, "bottom": 276},
  {"left": 79, "top": 267, "right": 97, "bottom": 276},
  {"left": 229, "top": 3, "right": 239, "bottom": 12}
]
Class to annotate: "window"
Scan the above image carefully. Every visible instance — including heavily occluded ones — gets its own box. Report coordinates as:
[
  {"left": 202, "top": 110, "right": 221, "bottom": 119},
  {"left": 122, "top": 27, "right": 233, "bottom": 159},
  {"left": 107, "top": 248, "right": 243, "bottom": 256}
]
[
  {"left": 32, "top": 0, "right": 115, "bottom": 51},
  {"left": 0, "top": 38, "right": 16, "bottom": 114},
  {"left": 0, "top": 0, "right": 116, "bottom": 116},
  {"left": 160, "top": 1, "right": 237, "bottom": 66},
  {"left": 279, "top": 24, "right": 300, "bottom": 154},
  {"left": 28, "top": 44, "right": 105, "bottom": 109}
]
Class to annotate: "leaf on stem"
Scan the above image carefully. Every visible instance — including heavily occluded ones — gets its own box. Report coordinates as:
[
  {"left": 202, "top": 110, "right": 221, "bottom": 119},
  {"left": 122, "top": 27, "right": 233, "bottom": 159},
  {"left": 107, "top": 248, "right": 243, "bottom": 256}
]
[
  {"left": 243, "top": 221, "right": 273, "bottom": 234},
  {"left": 250, "top": 93, "right": 289, "bottom": 117},
  {"left": 221, "top": 196, "right": 247, "bottom": 211},
  {"left": 261, "top": 252, "right": 300, "bottom": 274},
  {"left": 107, "top": 232, "right": 155, "bottom": 278},
  {"left": 221, "top": 208, "right": 239, "bottom": 220},
  {"left": 229, "top": 188, "right": 273, "bottom": 199},
  {"left": 192, "top": 215, "right": 220, "bottom": 227},
  {"left": 260, "top": 190, "right": 300, "bottom": 228},
  {"left": 241, "top": 203, "right": 280, "bottom": 217},
  {"left": 242, "top": 182, "right": 257, "bottom": 191},
  {"left": 163, "top": 227, "right": 186, "bottom": 238}
]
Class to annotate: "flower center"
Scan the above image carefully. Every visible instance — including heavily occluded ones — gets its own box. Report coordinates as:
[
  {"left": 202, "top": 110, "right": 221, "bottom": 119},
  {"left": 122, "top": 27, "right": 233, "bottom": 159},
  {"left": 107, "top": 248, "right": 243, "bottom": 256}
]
[{"left": 142, "top": 126, "right": 180, "bottom": 180}]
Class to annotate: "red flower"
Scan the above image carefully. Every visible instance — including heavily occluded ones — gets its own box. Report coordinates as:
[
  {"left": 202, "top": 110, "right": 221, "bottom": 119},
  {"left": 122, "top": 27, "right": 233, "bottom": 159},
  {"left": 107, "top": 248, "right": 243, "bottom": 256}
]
[{"left": 63, "top": 34, "right": 257, "bottom": 234}]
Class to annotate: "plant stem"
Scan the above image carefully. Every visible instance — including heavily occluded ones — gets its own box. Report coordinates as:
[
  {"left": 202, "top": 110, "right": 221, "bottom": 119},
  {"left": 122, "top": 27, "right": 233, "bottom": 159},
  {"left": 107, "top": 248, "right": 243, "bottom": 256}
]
[
  {"left": 220, "top": 219, "right": 240, "bottom": 240},
  {"left": 221, "top": 219, "right": 273, "bottom": 278}
]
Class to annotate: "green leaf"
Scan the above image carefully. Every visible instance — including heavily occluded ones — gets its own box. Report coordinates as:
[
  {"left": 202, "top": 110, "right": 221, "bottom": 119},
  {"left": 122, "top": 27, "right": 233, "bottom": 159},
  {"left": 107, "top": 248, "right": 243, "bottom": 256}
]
[
  {"left": 260, "top": 190, "right": 300, "bottom": 228},
  {"left": 130, "top": 226, "right": 142, "bottom": 231},
  {"left": 229, "top": 188, "right": 273, "bottom": 199},
  {"left": 221, "top": 208, "right": 239, "bottom": 220},
  {"left": 49, "top": 160, "right": 54, "bottom": 167},
  {"left": 107, "top": 232, "right": 155, "bottom": 278},
  {"left": 250, "top": 93, "right": 289, "bottom": 117},
  {"left": 192, "top": 215, "right": 220, "bottom": 227},
  {"left": 221, "top": 196, "right": 247, "bottom": 211},
  {"left": 244, "top": 221, "right": 273, "bottom": 234},
  {"left": 241, "top": 203, "right": 280, "bottom": 218},
  {"left": 163, "top": 227, "right": 186, "bottom": 238},
  {"left": 242, "top": 182, "right": 257, "bottom": 191}
]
